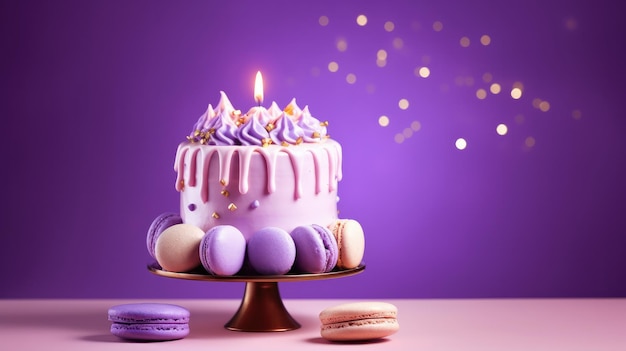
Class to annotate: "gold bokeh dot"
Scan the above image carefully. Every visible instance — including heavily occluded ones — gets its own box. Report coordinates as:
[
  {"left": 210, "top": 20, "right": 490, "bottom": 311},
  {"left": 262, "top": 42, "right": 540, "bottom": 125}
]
[
  {"left": 460, "top": 36, "right": 470, "bottom": 47},
  {"left": 490, "top": 83, "right": 501, "bottom": 94},
  {"left": 403, "top": 128, "right": 413, "bottom": 138},
  {"left": 356, "top": 14, "right": 368, "bottom": 26},
  {"left": 392, "top": 38, "right": 404, "bottom": 49},
  {"left": 346, "top": 73, "right": 357, "bottom": 84},
  {"left": 319, "top": 16, "right": 329, "bottom": 26},
  {"left": 411, "top": 121, "right": 421, "bottom": 131},
  {"left": 482, "top": 72, "right": 493, "bottom": 83},
  {"left": 496, "top": 123, "right": 508, "bottom": 135},
  {"left": 511, "top": 88, "right": 522, "bottom": 99},
  {"left": 394, "top": 133, "right": 405, "bottom": 144},
  {"left": 513, "top": 81, "right": 524, "bottom": 90},
  {"left": 336, "top": 38, "right": 347, "bottom": 52},
  {"left": 539, "top": 101, "right": 551, "bottom": 112},
  {"left": 398, "top": 98, "right": 409, "bottom": 110},
  {"left": 328, "top": 61, "right": 339, "bottom": 72},
  {"left": 480, "top": 34, "right": 491, "bottom": 46},
  {"left": 378, "top": 115, "right": 390, "bottom": 127},
  {"left": 525, "top": 136, "right": 536, "bottom": 148},
  {"left": 377, "top": 49, "right": 388, "bottom": 60},
  {"left": 376, "top": 59, "right": 387, "bottom": 67},
  {"left": 433, "top": 21, "right": 443, "bottom": 31},
  {"left": 532, "top": 98, "right": 542, "bottom": 108},
  {"left": 384, "top": 21, "right": 395, "bottom": 32},
  {"left": 476, "top": 88, "right": 487, "bottom": 100},
  {"left": 419, "top": 67, "right": 430, "bottom": 78}
]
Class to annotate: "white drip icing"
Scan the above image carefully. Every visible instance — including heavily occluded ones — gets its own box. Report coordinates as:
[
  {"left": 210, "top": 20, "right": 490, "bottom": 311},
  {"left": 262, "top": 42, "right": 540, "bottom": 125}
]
[{"left": 174, "top": 141, "right": 342, "bottom": 202}]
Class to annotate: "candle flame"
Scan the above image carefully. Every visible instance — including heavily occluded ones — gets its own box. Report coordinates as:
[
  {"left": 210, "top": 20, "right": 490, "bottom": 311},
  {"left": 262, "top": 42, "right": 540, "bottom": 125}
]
[{"left": 254, "top": 71, "right": 264, "bottom": 105}]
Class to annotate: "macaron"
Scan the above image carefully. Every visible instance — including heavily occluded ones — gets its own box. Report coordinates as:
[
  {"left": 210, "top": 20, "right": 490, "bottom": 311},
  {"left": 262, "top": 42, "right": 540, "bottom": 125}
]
[
  {"left": 146, "top": 212, "right": 182, "bottom": 259},
  {"left": 108, "top": 303, "right": 190, "bottom": 341},
  {"left": 290, "top": 224, "right": 338, "bottom": 273},
  {"left": 319, "top": 302, "right": 399, "bottom": 341},
  {"left": 199, "top": 225, "right": 246, "bottom": 276},
  {"left": 247, "top": 227, "right": 296, "bottom": 275},
  {"left": 155, "top": 223, "right": 204, "bottom": 272},
  {"left": 328, "top": 219, "right": 365, "bottom": 269}
]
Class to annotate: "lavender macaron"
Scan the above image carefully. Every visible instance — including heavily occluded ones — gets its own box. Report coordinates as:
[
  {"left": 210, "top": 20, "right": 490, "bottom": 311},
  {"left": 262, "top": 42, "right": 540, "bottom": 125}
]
[
  {"left": 108, "top": 303, "right": 190, "bottom": 341},
  {"left": 291, "top": 224, "right": 338, "bottom": 273},
  {"left": 247, "top": 227, "right": 296, "bottom": 275},
  {"left": 147, "top": 212, "right": 182, "bottom": 259},
  {"left": 199, "top": 225, "right": 246, "bottom": 276}
]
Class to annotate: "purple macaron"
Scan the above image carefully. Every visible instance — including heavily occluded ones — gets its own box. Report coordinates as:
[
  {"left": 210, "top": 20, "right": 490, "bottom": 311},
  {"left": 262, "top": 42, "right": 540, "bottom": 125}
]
[
  {"left": 199, "top": 225, "right": 247, "bottom": 276},
  {"left": 247, "top": 227, "right": 296, "bottom": 275},
  {"left": 147, "top": 212, "right": 182, "bottom": 259},
  {"left": 291, "top": 224, "right": 339, "bottom": 273},
  {"left": 108, "top": 303, "right": 190, "bottom": 341}
]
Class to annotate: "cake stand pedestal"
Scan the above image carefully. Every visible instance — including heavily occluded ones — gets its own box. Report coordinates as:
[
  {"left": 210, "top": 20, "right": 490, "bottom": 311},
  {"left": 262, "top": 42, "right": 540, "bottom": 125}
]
[{"left": 148, "top": 263, "right": 365, "bottom": 332}]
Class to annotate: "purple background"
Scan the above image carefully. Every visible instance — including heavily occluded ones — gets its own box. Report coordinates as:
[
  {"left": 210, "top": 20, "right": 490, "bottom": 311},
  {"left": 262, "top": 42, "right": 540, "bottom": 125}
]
[{"left": 2, "top": 0, "right": 625, "bottom": 299}]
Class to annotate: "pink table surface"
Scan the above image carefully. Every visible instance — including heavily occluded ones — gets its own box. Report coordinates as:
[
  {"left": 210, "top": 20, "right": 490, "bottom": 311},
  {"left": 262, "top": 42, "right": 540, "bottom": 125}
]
[{"left": 1, "top": 298, "right": 625, "bottom": 351}]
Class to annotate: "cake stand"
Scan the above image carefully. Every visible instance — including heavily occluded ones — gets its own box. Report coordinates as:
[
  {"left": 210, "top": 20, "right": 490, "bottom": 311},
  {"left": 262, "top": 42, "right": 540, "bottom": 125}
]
[{"left": 148, "top": 263, "right": 365, "bottom": 332}]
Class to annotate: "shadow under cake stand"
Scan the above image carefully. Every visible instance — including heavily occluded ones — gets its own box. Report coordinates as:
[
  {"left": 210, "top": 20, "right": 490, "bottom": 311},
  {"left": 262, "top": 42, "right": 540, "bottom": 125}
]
[{"left": 148, "top": 263, "right": 365, "bottom": 332}]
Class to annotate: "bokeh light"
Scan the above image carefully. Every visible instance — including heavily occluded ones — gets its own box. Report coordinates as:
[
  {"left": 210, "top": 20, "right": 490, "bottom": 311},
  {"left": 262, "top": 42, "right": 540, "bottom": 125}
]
[
  {"left": 319, "top": 16, "right": 329, "bottom": 26},
  {"left": 356, "top": 14, "right": 368, "bottom": 26},
  {"left": 384, "top": 21, "right": 395, "bottom": 32},
  {"left": 480, "top": 34, "right": 491, "bottom": 46},
  {"left": 410, "top": 120, "right": 421, "bottom": 131},
  {"left": 417, "top": 67, "right": 430, "bottom": 78},
  {"left": 346, "top": 73, "right": 357, "bottom": 84},
  {"left": 476, "top": 88, "right": 487, "bottom": 100},
  {"left": 460, "top": 36, "right": 470, "bottom": 47},
  {"left": 398, "top": 98, "right": 409, "bottom": 110},
  {"left": 490, "top": 83, "right": 501, "bottom": 94},
  {"left": 511, "top": 87, "right": 523, "bottom": 99},
  {"left": 328, "top": 61, "right": 339, "bottom": 72},
  {"left": 336, "top": 38, "right": 348, "bottom": 52},
  {"left": 378, "top": 115, "right": 390, "bottom": 127},
  {"left": 432, "top": 21, "right": 443, "bottom": 31},
  {"left": 496, "top": 123, "right": 508, "bottom": 135},
  {"left": 455, "top": 138, "right": 467, "bottom": 150}
]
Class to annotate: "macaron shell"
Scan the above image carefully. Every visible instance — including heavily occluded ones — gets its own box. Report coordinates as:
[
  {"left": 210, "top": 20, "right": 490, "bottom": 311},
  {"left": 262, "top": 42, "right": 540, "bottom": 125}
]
[
  {"left": 313, "top": 224, "right": 339, "bottom": 272},
  {"left": 320, "top": 318, "right": 399, "bottom": 341},
  {"left": 247, "top": 227, "right": 296, "bottom": 275},
  {"left": 199, "top": 225, "right": 246, "bottom": 276},
  {"left": 111, "top": 323, "right": 189, "bottom": 341},
  {"left": 108, "top": 303, "right": 190, "bottom": 324},
  {"left": 155, "top": 224, "right": 204, "bottom": 272},
  {"left": 146, "top": 213, "right": 182, "bottom": 259},
  {"left": 319, "top": 302, "right": 397, "bottom": 324},
  {"left": 329, "top": 219, "right": 365, "bottom": 269}
]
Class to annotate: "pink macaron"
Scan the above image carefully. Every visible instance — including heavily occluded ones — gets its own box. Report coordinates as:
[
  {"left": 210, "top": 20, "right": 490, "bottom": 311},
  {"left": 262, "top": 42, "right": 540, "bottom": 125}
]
[
  {"left": 199, "top": 225, "right": 246, "bottom": 276},
  {"left": 319, "top": 302, "right": 399, "bottom": 341},
  {"left": 247, "top": 227, "right": 296, "bottom": 275},
  {"left": 328, "top": 219, "right": 365, "bottom": 269}
]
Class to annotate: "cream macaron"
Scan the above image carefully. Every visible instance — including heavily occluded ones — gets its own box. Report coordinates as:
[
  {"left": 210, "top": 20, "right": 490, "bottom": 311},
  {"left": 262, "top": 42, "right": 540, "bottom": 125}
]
[
  {"left": 328, "top": 219, "right": 365, "bottom": 269},
  {"left": 155, "top": 223, "right": 204, "bottom": 272},
  {"left": 319, "top": 301, "right": 399, "bottom": 341}
]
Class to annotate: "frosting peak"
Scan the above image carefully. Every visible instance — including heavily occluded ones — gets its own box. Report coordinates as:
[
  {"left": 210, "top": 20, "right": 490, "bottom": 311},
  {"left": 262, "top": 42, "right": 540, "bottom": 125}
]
[{"left": 188, "top": 92, "right": 328, "bottom": 146}]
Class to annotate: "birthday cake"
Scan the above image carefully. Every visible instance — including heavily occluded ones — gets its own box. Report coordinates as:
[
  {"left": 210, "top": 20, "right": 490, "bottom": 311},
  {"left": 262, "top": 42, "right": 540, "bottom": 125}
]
[
  {"left": 148, "top": 76, "right": 364, "bottom": 276},
  {"left": 176, "top": 91, "right": 341, "bottom": 239}
]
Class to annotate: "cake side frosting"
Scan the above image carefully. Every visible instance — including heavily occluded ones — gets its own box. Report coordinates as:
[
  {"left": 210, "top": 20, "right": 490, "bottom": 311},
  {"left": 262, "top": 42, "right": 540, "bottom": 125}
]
[{"left": 175, "top": 140, "right": 342, "bottom": 240}]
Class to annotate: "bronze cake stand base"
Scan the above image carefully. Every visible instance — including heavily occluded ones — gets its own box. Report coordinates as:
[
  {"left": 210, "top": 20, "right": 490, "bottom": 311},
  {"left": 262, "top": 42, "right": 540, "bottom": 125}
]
[{"left": 148, "top": 263, "right": 365, "bottom": 332}]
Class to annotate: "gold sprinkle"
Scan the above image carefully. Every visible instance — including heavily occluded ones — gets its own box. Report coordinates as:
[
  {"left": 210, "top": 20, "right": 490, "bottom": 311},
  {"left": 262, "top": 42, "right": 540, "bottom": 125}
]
[
  {"left": 296, "top": 136, "right": 303, "bottom": 145},
  {"left": 208, "top": 128, "right": 216, "bottom": 135},
  {"left": 262, "top": 138, "right": 273, "bottom": 147},
  {"left": 284, "top": 105, "right": 294, "bottom": 115},
  {"left": 265, "top": 123, "right": 275, "bottom": 132},
  {"left": 235, "top": 117, "right": 246, "bottom": 126},
  {"left": 231, "top": 109, "right": 242, "bottom": 117},
  {"left": 312, "top": 131, "right": 320, "bottom": 138},
  {"left": 220, "top": 179, "right": 227, "bottom": 186},
  {"left": 320, "top": 121, "right": 329, "bottom": 127},
  {"left": 228, "top": 203, "right": 237, "bottom": 211},
  {"left": 186, "top": 135, "right": 194, "bottom": 142},
  {"left": 178, "top": 180, "right": 185, "bottom": 189},
  {"left": 194, "top": 130, "right": 201, "bottom": 136},
  {"left": 220, "top": 189, "right": 229, "bottom": 197},
  {"left": 212, "top": 212, "right": 220, "bottom": 219},
  {"left": 281, "top": 141, "right": 289, "bottom": 147}
]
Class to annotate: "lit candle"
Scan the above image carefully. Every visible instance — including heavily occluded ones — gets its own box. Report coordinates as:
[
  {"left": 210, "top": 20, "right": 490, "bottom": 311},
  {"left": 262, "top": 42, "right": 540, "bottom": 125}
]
[{"left": 254, "top": 71, "right": 264, "bottom": 106}]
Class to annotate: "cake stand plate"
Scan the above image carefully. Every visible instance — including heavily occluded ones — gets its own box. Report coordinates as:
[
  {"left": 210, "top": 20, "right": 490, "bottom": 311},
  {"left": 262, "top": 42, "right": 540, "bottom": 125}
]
[{"left": 148, "top": 263, "right": 365, "bottom": 332}]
